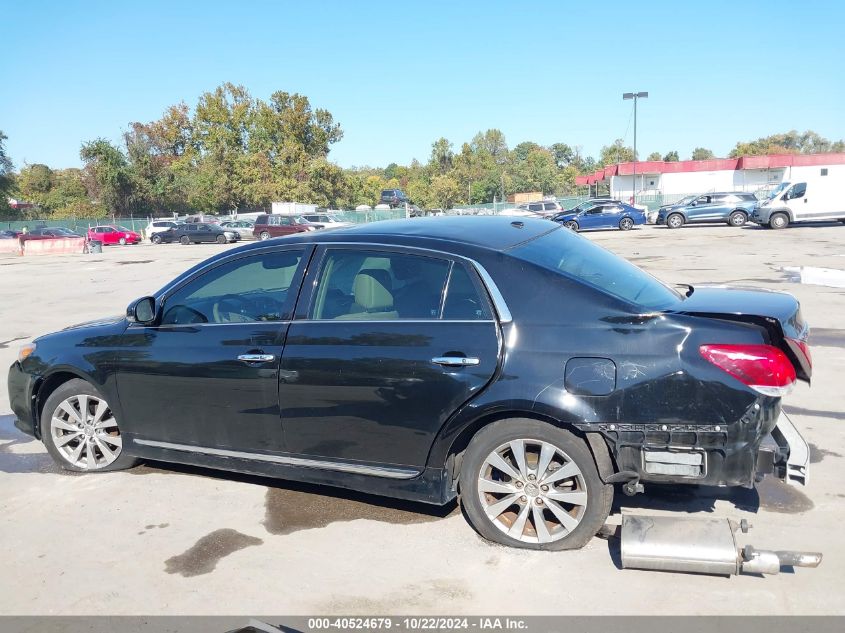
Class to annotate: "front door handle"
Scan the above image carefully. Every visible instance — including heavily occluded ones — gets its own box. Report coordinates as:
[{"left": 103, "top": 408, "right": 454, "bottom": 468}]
[
  {"left": 238, "top": 354, "right": 275, "bottom": 363},
  {"left": 431, "top": 356, "right": 480, "bottom": 367}
]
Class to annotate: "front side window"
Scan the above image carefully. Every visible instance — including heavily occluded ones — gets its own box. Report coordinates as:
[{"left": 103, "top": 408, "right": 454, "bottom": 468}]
[
  {"left": 787, "top": 183, "right": 807, "bottom": 199},
  {"left": 161, "top": 250, "right": 304, "bottom": 325},
  {"left": 510, "top": 227, "right": 682, "bottom": 311},
  {"left": 311, "top": 250, "right": 450, "bottom": 320},
  {"left": 695, "top": 195, "right": 711, "bottom": 205}
]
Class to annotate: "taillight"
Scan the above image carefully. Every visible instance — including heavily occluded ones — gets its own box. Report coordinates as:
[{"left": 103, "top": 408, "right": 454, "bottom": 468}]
[
  {"left": 787, "top": 337, "right": 812, "bottom": 369},
  {"left": 699, "top": 344, "right": 796, "bottom": 397}
]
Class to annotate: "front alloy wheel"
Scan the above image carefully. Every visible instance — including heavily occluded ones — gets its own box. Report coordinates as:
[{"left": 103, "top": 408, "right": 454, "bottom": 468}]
[
  {"left": 666, "top": 213, "right": 684, "bottom": 229},
  {"left": 564, "top": 220, "right": 579, "bottom": 231},
  {"left": 619, "top": 217, "right": 634, "bottom": 231},
  {"left": 151, "top": 234, "right": 162, "bottom": 244},
  {"left": 42, "top": 379, "right": 137, "bottom": 472},
  {"left": 119, "top": 237, "right": 127, "bottom": 245},
  {"left": 460, "top": 419, "right": 612, "bottom": 550}
]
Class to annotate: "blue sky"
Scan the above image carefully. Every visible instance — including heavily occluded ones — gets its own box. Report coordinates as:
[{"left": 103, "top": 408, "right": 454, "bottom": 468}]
[{"left": 2, "top": 0, "right": 843, "bottom": 170}]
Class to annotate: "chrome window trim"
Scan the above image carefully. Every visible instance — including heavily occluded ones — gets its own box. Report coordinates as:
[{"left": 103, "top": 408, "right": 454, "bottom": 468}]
[
  {"left": 153, "top": 240, "right": 514, "bottom": 325},
  {"left": 134, "top": 439, "right": 421, "bottom": 479}
]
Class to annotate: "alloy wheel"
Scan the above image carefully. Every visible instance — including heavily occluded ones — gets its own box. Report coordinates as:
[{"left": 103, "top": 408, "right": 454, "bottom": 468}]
[
  {"left": 564, "top": 221, "right": 578, "bottom": 231},
  {"left": 667, "top": 214, "right": 683, "bottom": 229},
  {"left": 476, "top": 438, "right": 588, "bottom": 544},
  {"left": 50, "top": 394, "right": 123, "bottom": 470},
  {"left": 619, "top": 217, "right": 634, "bottom": 230},
  {"left": 260, "top": 231, "right": 270, "bottom": 240}
]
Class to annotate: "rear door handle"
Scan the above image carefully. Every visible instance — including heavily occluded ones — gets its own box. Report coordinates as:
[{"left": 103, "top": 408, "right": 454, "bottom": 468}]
[
  {"left": 431, "top": 356, "right": 480, "bottom": 367},
  {"left": 238, "top": 354, "right": 275, "bottom": 363}
]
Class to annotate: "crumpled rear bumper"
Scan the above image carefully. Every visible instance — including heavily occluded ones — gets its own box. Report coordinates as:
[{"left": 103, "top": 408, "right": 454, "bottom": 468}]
[{"left": 756, "top": 411, "right": 809, "bottom": 486}]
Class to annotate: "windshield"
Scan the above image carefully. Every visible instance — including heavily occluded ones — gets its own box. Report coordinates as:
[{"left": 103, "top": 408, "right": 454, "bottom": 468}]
[
  {"left": 675, "top": 195, "right": 696, "bottom": 206},
  {"left": 768, "top": 182, "right": 790, "bottom": 199},
  {"left": 509, "top": 227, "right": 683, "bottom": 310}
]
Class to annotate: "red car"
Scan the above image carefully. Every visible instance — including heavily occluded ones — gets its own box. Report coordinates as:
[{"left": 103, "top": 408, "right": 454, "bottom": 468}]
[
  {"left": 252, "top": 214, "right": 315, "bottom": 240},
  {"left": 87, "top": 225, "right": 141, "bottom": 245}
]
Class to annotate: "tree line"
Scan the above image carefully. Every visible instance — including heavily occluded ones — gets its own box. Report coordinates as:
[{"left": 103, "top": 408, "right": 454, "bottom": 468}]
[{"left": 2, "top": 83, "right": 843, "bottom": 219}]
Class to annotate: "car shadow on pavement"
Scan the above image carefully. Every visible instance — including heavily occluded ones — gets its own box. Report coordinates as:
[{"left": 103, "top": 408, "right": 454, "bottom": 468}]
[
  {"left": 0, "top": 413, "right": 67, "bottom": 474},
  {"left": 134, "top": 459, "right": 460, "bottom": 534}
]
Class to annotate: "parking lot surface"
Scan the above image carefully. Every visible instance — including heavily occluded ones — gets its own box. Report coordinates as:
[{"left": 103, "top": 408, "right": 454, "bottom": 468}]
[{"left": 1, "top": 223, "right": 844, "bottom": 615}]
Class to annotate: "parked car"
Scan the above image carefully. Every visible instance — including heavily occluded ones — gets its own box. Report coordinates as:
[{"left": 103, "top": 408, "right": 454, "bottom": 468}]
[
  {"left": 8, "top": 217, "right": 811, "bottom": 550},
  {"left": 500, "top": 201, "right": 561, "bottom": 217},
  {"left": 300, "top": 213, "right": 354, "bottom": 228},
  {"left": 379, "top": 189, "right": 410, "bottom": 208},
  {"left": 87, "top": 225, "right": 142, "bottom": 246},
  {"left": 253, "top": 214, "right": 315, "bottom": 240},
  {"left": 155, "top": 222, "right": 239, "bottom": 245},
  {"left": 657, "top": 192, "right": 758, "bottom": 228},
  {"left": 219, "top": 220, "right": 255, "bottom": 240},
  {"left": 146, "top": 220, "right": 182, "bottom": 242},
  {"left": 751, "top": 172, "right": 845, "bottom": 229},
  {"left": 0, "top": 229, "right": 22, "bottom": 239},
  {"left": 19, "top": 227, "right": 83, "bottom": 242},
  {"left": 565, "top": 199, "right": 620, "bottom": 214},
  {"left": 553, "top": 201, "right": 646, "bottom": 231}
]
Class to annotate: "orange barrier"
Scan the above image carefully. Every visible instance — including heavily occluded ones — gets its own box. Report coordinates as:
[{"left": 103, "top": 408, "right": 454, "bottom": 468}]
[
  {"left": 22, "top": 237, "right": 87, "bottom": 256},
  {"left": 0, "top": 239, "right": 23, "bottom": 256}
]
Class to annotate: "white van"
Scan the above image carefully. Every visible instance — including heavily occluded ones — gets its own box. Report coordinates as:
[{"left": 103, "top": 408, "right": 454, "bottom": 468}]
[{"left": 752, "top": 168, "right": 845, "bottom": 229}]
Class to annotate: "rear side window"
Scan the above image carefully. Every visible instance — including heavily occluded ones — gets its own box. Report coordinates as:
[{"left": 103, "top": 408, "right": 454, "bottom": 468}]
[
  {"left": 443, "top": 265, "right": 492, "bottom": 320},
  {"left": 311, "top": 250, "right": 450, "bottom": 320},
  {"left": 510, "top": 227, "right": 682, "bottom": 310},
  {"left": 543, "top": 202, "right": 558, "bottom": 210}
]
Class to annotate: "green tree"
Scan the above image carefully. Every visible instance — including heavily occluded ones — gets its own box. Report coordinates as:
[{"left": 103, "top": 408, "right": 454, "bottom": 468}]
[
  {"left": 429, "top": 137, "right": 453, "bottom": 175},
  {"left": 80, "top": 139, "right": 134, "bottom": 214},
  {"left": 550, "top": 142, "right": 574, "bottom": 167},
  {"left": 599, "top": 139, "right": 635, "bottom": 166},
  {"left": 427, "top": 174, "right": 462, "bottom": 210},
  {"left": 663, "top": 150, "right": 680, "bottom": 162},
  {"left": 729, "top": 129, "right": 845, "bottom": 157},
  {"left": 646, "top": 152, "right": 661, "bottom": 161},
  {"left": 691, "top": 147, "right": 715, "bottom": 160},
  {"left": 0, "top": 131, "right": 15, "bottom": 214}
]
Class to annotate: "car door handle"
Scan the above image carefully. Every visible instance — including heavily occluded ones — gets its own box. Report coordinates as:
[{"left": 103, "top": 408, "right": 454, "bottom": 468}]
[
  {"left": 431, "top": 356, "right": 480, "bottom": 367},
  {"left": 237, "top": 354, "right": 275, "bottom": 363}
]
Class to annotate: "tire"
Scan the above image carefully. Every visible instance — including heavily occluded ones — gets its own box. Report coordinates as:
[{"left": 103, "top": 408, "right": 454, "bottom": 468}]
[
  {"left": 41, "top": 378, "right": 139, "bottom": 473},
  {"left": 459, "top": 418, "right": 613, "bottom": 550},
  {"left": 151, "top": 234, "right": 162, "bottom": 244},
  {"left": 666, "top": 213, "right": 684, "bottom": 229},
  {"left": 259, "top": 231, "right": 271, "bottom": 241},
  {"left": 216, "top": 234, "right": 226, "bottom": 244},
  {"left": 769, "top": 212, "right": 789, "bottom": 230},
  {"left": 180, "top": 235, "right": 190, "bottom": 245},
  {"left": 564, "top": 220, "right": 579, "bottom": 232},
  {"left": 119, "top": 237, "right": 127, "bottom": 245},
  {"left": 728, "top": 210, "right": 747, "bottom": 227},
  {"left": 618, "top": 217, "right": 634, "bottom": 231}
]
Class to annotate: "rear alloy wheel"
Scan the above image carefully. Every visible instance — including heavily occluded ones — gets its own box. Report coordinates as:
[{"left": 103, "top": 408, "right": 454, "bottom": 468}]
[
  {"left": 769, "top": 212, "right": 789, "bottom": 230},
  {"left": 259, "top": 231, "right": 271, "bottom": 240},
  {"left": 180, "top": 235, "right": 190, "bottom": 245},
  {"left": 42, "top": 379, "right": 138, "bottom": 472},
  {"left": 216, "top": 234, "right": 226, "bottom": 244},
  {"left": 151, "top": 234, "right": 162, "bottom": 244},
  {"left": 460, "top": 419, "right": 612, "bottom": 550},
  {"left": 666, "top": 213, "right": 684, "bottom": 229},
  {"left": 618, "top": 217, "right": 634, "bottom": 231},
  {"left": 564, "top": 220, "right": 579, "bottom": 232},
  {"left": 728, "top": 210, "right": 747, "bottom": 227},
  {"left": 119, "top": 237, "right": 127, "bottom": 245}
]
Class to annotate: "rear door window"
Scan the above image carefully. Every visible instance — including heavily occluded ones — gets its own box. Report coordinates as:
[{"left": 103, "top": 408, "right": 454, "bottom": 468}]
[{"left": 310, "top": 250, "right": 450, "bottom": 320}]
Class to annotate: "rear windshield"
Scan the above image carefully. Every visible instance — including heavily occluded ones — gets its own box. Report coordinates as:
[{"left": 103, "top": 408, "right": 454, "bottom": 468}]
[{"left": 509, "top": 228, "right": 682, "bottom": 310}]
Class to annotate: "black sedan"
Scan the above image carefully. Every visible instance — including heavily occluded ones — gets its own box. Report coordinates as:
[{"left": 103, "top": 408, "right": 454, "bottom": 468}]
[
  {"left": 7, "top": 217, "right": 812, "bottom": 550},
  {"left": 153, "top": 222, "right": 240, "bottom": 244}
]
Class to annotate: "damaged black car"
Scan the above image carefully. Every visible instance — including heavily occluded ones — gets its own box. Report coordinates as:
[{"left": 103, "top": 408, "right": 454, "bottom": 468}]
[{"left": 7, "top": 216, "right": 812, "bottom": 550}]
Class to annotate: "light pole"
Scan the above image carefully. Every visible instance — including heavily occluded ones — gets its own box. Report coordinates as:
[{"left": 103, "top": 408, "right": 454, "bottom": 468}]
[{"left": 623, "top": 91, "right": 648, "bottom": 204}]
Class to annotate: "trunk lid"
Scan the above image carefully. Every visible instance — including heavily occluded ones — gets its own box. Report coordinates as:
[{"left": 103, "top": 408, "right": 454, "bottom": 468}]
[{"left": 665, "top": 286, "right": 811, "bottom": 382}]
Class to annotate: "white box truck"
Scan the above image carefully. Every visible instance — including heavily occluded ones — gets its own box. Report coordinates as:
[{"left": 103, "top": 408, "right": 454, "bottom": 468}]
[{"left": 752, "top": 166, "right": 845, "bottom": 228}]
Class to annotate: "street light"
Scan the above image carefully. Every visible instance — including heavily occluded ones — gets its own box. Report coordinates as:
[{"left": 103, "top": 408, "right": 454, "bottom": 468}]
[{"left": 623, "top": 91, "right": 648, "bottom": 204}]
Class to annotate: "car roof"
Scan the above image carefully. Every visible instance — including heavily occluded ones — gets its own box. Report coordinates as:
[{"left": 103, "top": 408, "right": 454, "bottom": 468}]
[{"left": 230, "top": 216, "right": 559, "bottom": 255}]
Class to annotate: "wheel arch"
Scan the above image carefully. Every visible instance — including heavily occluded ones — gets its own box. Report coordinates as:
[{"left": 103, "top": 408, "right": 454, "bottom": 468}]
[
  {"left": 436, "top": 408, "right": 617, "bottom": 490},
  {"left": 33, "top": 369, "right": 96, "bottom": 438}
]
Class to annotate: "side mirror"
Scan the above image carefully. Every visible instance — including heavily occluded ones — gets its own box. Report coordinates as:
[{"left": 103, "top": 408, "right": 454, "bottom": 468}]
[{"left": 127, "top": 296, "right": 156, "bottom": 324}]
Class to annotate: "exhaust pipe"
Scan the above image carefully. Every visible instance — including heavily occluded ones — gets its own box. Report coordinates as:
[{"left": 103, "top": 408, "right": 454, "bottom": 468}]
[{"left": 621, "top": 515, "right": 822, "bottom": 576}]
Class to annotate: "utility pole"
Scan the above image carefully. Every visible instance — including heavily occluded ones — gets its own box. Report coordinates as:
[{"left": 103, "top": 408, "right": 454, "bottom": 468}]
[{"left": 623, "top": 91, "right": 648, "bottom": 204}]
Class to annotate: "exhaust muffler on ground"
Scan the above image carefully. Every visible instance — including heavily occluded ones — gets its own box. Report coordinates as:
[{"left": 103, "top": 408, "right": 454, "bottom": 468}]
[{"left": 621, "top": 515, "right": 822, "bottom": 576}]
